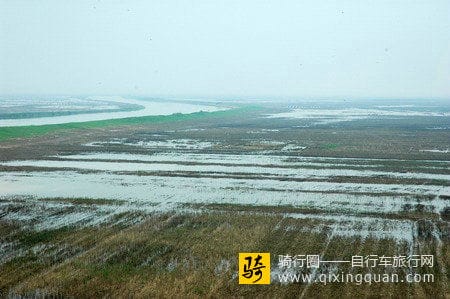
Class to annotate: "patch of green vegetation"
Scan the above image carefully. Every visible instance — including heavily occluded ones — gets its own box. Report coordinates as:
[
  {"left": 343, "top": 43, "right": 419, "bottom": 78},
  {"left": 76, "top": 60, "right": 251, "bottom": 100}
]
[
  {"left": 4, "top": 254, "right": 40, "bottom": 267},
  {"left": 18, "top": 226, "right": 73, "bottom": 247},
  {"left": 40, "top": 197, "right": 126, "bottom": 206},
  {"left": 322, "top": 143, "right": 339, "bottom": 150},
  {"left": 0, "top": 106, "right": 260, "bottom": 142},
  {"left": 88, "top": 263, "right": 138, "bottom": 282}
]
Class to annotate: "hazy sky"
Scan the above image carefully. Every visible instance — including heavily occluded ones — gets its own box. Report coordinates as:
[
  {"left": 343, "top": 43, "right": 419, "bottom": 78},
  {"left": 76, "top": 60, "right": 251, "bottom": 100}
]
[{"left": 1, "top": 1, "right": 449, "bottom": 99}]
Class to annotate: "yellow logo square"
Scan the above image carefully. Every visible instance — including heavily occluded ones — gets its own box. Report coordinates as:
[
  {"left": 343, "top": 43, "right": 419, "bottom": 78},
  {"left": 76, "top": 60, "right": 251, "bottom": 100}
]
[{"left": 238, "top": 252, "right": 271, "bottom": 284}]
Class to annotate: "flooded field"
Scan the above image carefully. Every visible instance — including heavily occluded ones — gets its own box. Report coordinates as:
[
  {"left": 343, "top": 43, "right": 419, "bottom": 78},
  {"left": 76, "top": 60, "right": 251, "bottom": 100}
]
[{"left": 0, "top": 99, "right": 449, "bottom": 297}]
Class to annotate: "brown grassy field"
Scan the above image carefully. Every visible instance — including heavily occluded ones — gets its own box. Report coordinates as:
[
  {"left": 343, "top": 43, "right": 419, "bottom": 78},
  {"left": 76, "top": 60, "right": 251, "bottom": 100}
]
[{"left": 1, "top": 207, "right": 448, "bottom": 298}]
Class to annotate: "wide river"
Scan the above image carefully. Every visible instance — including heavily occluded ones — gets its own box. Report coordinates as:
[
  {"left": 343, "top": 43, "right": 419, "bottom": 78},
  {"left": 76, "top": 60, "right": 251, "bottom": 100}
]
[{"left": 0, "top": 97, "right": 226, "bottom": 127}]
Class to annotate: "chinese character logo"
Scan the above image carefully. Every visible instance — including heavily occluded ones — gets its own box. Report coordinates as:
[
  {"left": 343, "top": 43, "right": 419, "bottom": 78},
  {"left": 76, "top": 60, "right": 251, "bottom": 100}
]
[{"left": 238, "top": 253, "right": 270, "bottom": 284}]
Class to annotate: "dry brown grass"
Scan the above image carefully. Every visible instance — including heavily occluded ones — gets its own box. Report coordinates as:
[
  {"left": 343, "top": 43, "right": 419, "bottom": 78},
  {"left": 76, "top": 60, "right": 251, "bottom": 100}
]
[{"left": 1, "top": 208, "right": 447, "bottom": 298}]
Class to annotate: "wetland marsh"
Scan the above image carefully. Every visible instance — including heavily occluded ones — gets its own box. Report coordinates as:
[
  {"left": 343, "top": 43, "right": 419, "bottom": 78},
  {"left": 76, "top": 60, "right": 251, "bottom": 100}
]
[{"left": 0, "top": 98, "right": 448, "bottom": 297}]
